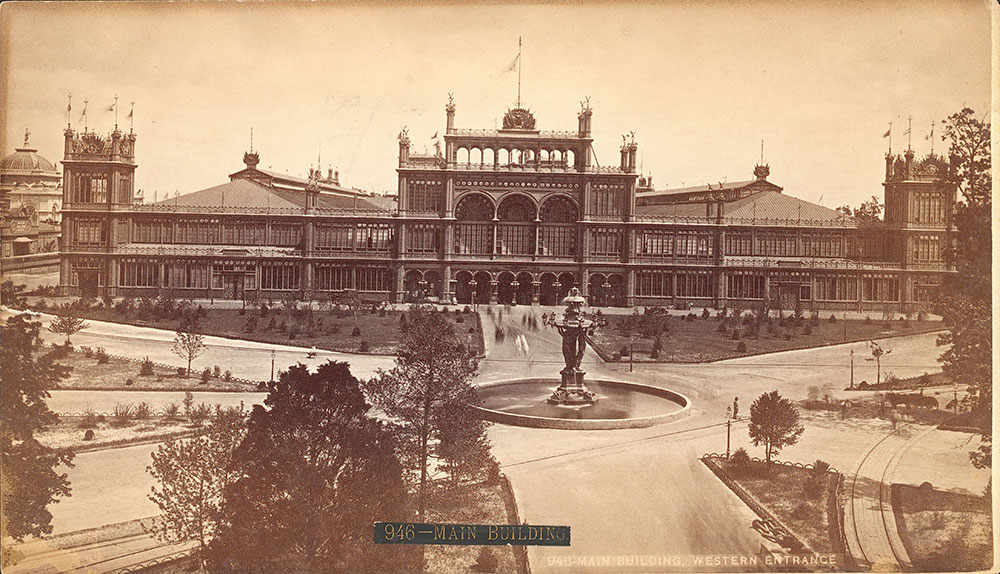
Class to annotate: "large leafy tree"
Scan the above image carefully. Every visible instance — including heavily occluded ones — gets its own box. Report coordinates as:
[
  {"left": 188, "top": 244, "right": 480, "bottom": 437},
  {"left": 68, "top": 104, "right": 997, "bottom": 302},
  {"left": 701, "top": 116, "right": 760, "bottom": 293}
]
[
  {"left": 0, "top": 317, "right": 74, "bottom": 566},
  {"left": 748, "top": 390, "right": 804, "bottom": 470},
  {"left": 145, "top": 406, "right": 246, "bottom": 567},
  {"left": 936, "top": 108, "right": 991, "bottom": 469},
  {"left": 209, "top": 361, "right": 416, "bottom": 574},
  {"left": 836, "top": 195, "right": 883, "bottom": 226},
  {"left": 366, "top": 304, "right": 482, "bottom": 521}
]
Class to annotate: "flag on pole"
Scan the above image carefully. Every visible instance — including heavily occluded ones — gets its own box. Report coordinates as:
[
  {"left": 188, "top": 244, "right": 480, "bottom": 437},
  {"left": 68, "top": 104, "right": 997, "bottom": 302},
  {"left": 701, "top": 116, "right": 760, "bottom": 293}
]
[
  {"left": 67, "top": 100, "right": 71, "bottom": 113},
  {"left": 128, "top": 106, "right": 134, "bottom": 118},
  {"left": 504, "top": 53, "right": 519, "bottom": 73},
  {"left": 106, "top": 102, "right": 115, "bottom": 112},
  {"left": 903, "top": 126, "right": 911, "bottom": 135},
  {"left": 80, "top": 100, "right": 88, "bottom": 119},
  {"left": 431, "top": 131, "right": 438, "bottom": 139},
  {"left": 882, "top": 128, "right": 891, "bottom": 138}
]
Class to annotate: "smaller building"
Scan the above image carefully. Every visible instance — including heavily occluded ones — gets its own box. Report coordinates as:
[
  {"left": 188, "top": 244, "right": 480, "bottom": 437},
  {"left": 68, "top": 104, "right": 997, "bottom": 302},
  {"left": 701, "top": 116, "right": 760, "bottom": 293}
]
[{"left": 1, "top": 129, "right": 63, "bottom": 273}]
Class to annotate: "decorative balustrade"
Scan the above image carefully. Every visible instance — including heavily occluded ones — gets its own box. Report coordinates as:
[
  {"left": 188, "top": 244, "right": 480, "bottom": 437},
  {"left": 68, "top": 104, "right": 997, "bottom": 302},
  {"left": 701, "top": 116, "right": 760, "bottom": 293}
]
[
  {"left": 449, "top": 128, "right": 582, "bottom": 138},
  {"left": 722, "top": 256, "right": 905, "bottom": 270},
  {"left": 630, "top": 214, "right": 857, "bottom": 228}
]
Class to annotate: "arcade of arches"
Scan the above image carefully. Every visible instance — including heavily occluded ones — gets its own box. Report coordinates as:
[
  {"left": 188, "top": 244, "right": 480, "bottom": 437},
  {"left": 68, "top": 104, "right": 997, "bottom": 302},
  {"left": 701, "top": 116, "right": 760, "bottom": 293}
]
[{"left": 402, "top": 268, "right": 626, "bottom": 307}]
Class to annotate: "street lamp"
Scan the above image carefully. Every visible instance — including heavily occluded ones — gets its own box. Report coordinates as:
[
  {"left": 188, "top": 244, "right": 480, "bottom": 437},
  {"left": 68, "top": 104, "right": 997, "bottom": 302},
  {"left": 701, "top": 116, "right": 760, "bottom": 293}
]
[
  {"left": 725, "top": 405, "right": 733, "bottom": 458},
  {"left": 270, "top": 348, "right": 276, "bottom": 384},
  {"left": 849, "top": 349, "right": 855, "bottom": 389}
]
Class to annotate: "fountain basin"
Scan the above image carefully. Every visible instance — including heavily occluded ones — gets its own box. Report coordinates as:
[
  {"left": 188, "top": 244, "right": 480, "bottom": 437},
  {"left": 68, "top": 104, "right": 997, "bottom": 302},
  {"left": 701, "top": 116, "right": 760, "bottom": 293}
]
[{"left": 472, "top": 378, "right": 690, "bottom": 430}]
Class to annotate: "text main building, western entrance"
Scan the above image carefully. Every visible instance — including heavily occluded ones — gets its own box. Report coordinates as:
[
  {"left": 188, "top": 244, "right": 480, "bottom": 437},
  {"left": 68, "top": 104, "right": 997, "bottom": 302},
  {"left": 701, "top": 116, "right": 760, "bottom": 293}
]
[{"left": 58, "top": 97, "right": 955, "bottom": 311}]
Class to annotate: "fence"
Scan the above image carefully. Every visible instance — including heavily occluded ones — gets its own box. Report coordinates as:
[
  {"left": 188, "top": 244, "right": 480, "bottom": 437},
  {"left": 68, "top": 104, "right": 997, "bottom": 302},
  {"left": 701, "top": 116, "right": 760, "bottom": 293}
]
[
  {"left": 66, "top": 345, "right": 263, "bottom": 388},
  {"left": 106, "top": 549, "right": 194, "bottom": 574}
]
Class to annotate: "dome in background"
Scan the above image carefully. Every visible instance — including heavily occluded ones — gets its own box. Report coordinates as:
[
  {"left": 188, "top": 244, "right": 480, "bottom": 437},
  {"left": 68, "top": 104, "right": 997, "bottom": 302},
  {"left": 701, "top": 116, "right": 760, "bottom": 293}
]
[{"left": 0, "top": 146, "right": 58, "bottom": 174}]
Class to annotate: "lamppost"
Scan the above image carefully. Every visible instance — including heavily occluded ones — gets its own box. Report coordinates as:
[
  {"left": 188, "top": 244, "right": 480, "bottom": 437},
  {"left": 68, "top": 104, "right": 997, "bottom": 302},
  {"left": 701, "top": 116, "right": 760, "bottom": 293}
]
[
  {"left": 725, "top": 405, "right": 733, "bottom": 458},
  {"left": 270, "top": 348, "right": 276, "bottom": 384},
  {"left": 849, "top": 349, "right": 855, "bottom": 389}
]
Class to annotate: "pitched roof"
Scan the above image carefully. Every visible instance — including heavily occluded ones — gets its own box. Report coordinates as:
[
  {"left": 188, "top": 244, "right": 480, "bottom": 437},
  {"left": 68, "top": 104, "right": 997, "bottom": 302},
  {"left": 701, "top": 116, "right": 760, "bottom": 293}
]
[
  {"left": 638, "top": 179, "right": 757, "bottom": 197},
  {"left": 635, "top": 190, "right": 854, "bottom": 227},
  {"left": 154, "top": 178, "right": 388, "bottom": 211}
]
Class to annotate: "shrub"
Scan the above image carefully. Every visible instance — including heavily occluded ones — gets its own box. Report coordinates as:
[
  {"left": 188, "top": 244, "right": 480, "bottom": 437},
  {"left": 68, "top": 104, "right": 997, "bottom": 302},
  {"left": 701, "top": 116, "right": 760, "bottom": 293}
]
[
  {"left": 736, "top": 341, "right": 747, "bottom": 353},
  {"left": 864, "top": 315, "right": 872, "bottom": 324},
  {"left": 139, "top": 356, "right": 155, "bottom": 376},
  {"left": 730, "top": 447, "right": 750, "bottom": 466},
  {"left": 95, "top": 347, "right": 109, "bottom": 364},
  {"left": 134, "top": 402, "right": 152, "bottom": 421},
  {"left": 163, "top": 402, "right": 180, "bottom": 421},
  {"left": 716, "top": 322, "right": 728, "bottom": 333},
  {"left": 359, "top": 340, "right": 370, "bottom": 352},
  {"left": 125, "top": 378, "right": 134, "bottom": 386},
  {"left": 330, "top": 325, "right": 341, "bottom": 334},
  {"left": 812, "top": 459, "right": 831, "bottom": 476},
  {"left": 244, "top": 315, "right": 258, "bottom": 333},
  {"left": 379, "top": 308, "right": 386, "bottom": 317},
  {"left": 685, "top": 313, "right": 695, "bottom": 322},
  {"left": 803, "top": 324, "right": 813, "bottom": 335},
  {"left": 612, "top": 352, "right": 622, "bottom": 361},
  {"left": 238, "top": 308, "right": 246, "bottom": 316},
  {"left": 456, "top": 315, "right": 465, "bottom": 323},
  {"left": 80, "top": 408, "right": 98, "bottom": 429},
  {"left": 278, "top": 321, "right": 287, "bottom": 333},
  {"left": 767, "top": 322, "right": 777, "bottom": 335},
  {"left": 176, "top": 367, "right": 187, "bottom": 377},
  {"left": 267, "top": 317, "right": 277, "bottom": 330},
  {"left": 649, "top": 347, "right": 659, "bottom": 359},
  {"left": 731, "top": 329, "right": 740, "bottom": 340},
  {"left": 471, "top": 547, "right": 499, "bottom": 573},
  {"left": 463, "top": 305, "right": 472, "bottom": 314},
  {"left": 351, "top": 326, "right": 362, "bottom": 337},
  {"left": 784, "top": 332, "right": 792, "bottom": 340},
  {"left": 81, "top": 346, "right": 94, "bottom": 358},
  {"left": 213, "top": 365, "right": 221, "bottom": 378},
  {"left": 917, "top": 310, "right": 927, "bottom": 322},
  {"left": 468, "top": 327, "right": 475, "bottom": 334},
  {"left": 620, "top": 345, "right": 630, "bottom": 357},
  {"left": 702, "top": 308, "right": 710, "bottom": 319},
  {"left": 83, "top": 429, "right": 95, "bottom": 441},
  {"left": 857, "top": 381, "right": 870, "bottom": 390},
  {"left": 189, "top": 403, "right": 212, "bottom": 426},
  {"left": 201, "top": 368, "right": 211, "bottom": 384},
  {"left": 112, "top": 403, "right": 135, "bottom": 427},
  {"left": 829, "top": 314, "right": 837, "bottom": 323},
  {"left": 223, "top": 370, "right": 232, "bottom": 382}
]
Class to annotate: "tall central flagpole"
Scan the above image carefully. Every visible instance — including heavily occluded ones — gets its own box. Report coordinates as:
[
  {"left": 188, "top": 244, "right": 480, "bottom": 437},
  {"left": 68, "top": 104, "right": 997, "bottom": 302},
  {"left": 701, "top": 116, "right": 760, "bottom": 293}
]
[
  {"left": 930, "top": 121, "right": 935, "bottom": 155},
  {"left": 114, "top": 95, "right": 119, "bottom": 130},
  {"left": 907, "top": 115, "right": 912, "bottom": 151},
  {"left": 517, "top": 36, "right": 522, "bottom": 108},
  {"left": 67, "top": 93, "right": 72, "bottom": 128},
  {"left": 888, "top": 122, "right": 893, "bottom": 154},
  {"left": 129, "top": 102, "right": 135, "bottom": 133}
]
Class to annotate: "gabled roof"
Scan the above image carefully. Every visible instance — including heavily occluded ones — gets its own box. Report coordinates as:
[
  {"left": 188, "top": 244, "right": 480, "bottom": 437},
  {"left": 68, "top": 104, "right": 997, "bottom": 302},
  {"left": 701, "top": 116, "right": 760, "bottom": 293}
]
[{"left": 638, "top": 179, "right": 757, "bottom": 197}]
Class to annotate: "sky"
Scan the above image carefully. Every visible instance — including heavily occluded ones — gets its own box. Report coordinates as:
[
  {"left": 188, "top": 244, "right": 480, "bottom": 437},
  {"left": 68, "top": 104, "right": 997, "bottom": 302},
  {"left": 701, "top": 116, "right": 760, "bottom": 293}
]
[{"left": 0, "top": 1, "right": 992, "bottom": 208}]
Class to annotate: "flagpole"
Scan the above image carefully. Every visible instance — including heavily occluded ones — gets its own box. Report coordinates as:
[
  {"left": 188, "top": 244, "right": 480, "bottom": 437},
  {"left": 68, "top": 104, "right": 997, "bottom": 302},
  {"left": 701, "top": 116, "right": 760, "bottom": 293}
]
[
  {"left": 930, "top": 121, "right": 935, "bottom": 155},
  {"left": 907, "top": 115, "right": 912, "bottom": 151},
  {"left": 517, "top": 36, "right": 522, "bottom": 108},
  {"left": 67, "top": 93, "right": 72, "bottom": 129},
  {"left": 129, "top": 102, "right": 135, "bottom": 133},
  {"left": 83, "top": 99, "right": 88, "bottom": 131},
  {"left": 114, "top": 95, "right": 119, "bottom": 130},
  {"left": 888, "top": 122, "right": 893, "bottom": 155}
]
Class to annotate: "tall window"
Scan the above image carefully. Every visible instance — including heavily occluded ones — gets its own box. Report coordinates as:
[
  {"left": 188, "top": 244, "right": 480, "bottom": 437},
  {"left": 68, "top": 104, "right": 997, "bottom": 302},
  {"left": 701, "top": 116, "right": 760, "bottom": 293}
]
[
  {"left": 260, "top": 264, "right": 300, "bottom": 290},
  {"left": 591, "top": 228, "right": 622, "bottom": 258},
  {"left": 405, "top": 224, "right": 441, "bottom": 254},
  {"left": 71, "top": 172, "right": 109, "bottom": 203},
  {"left": 355, "top": 224, "right": 393, "bottom": 253},
  {"left": 269, "top": 223, "right": 302, "bottom": 247},
  {"left": 314, "top": 266, "right": 353, "bottom": 291},
  {"left": 222, "top": 220, "right": 265, "bottom": 245},
  {"left": 676, "top": 272, "right": 713, "bottom": 298},
  {"left": 637, "top": 270, "right": 672, "bottom": 297},
  {"left": 119, "top": 262, "right": 159, "bottom": 287},
  {"left": 315, "top": 224, "right": 354, "bottom": 252},
  {"left": 407, "top": 179, "right": 443, "bottom": 213},
  {"left": 729, "top": 274, "right": 764, "bottom": 299},
  {"left": 166, "top": 263, "right": 209, "bottom": 289},
  {"left": 592, "top": 182, "right": 625, "bottom": 217},
  {"left": 73, "top": 218, "right": 105, "bottom": 245}
]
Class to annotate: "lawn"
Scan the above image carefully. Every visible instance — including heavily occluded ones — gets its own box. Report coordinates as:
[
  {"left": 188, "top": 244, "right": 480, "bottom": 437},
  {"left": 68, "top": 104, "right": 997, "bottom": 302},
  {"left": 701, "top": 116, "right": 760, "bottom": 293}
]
[
  {"left": 892, "top": 483, "right": 992, "bottom": 571},
  {"left": 53, "top": 345, "right": 258, "bottom": 391},
  {"left": 713, "top": 458, "right": 841, "bottom": 557},
  {"left": 37, "top": 415, "right": 199, "bottom": 452},
  {"left": 56, "top": 301, "right": 484, "bottom": 356},
  {"left": 590, "top": 313, "right": 944, "bottom": 363}
]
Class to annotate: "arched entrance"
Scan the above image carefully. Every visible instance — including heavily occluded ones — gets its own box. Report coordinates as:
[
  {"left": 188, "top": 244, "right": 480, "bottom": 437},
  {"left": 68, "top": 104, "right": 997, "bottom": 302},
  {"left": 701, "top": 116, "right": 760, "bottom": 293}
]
[
  {"left": 424, "top": 270, "right": 442, "bottom": 301},
  {"left": 496, "top": 194, "right": 536, "bottom": 256},
  {"left": 515, "top": 272, "right": 534, "bottom": 305},
  {"left": 557, "top": 272, "right": 576, "bottom": 301},
  {"left": 608, "top": 273, "right": 626, "bottom": 307},
  {"left": 497, "top": 271, "right": 516, "bottom": 305},
  {"left": 403, "top": 269, "right": 424, "bottom": 303},
  {"left": 473, "top": 271, "right": 492, "bottom": 304},
  {"left": 539, "top": 273, "right": 558, "bottom": 305},
  {"left": 455, "top": 271, "right": 474, "bottom": 304},
  {"left": 589, "top": 273, "right": 610, "bottom": 307}
]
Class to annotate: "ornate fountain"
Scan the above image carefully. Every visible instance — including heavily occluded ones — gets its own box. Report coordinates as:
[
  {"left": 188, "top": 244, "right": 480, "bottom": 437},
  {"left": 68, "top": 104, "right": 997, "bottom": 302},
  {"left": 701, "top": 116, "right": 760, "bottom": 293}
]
[{"left": 549, "top": 287, "right": 598, "bottom": 405}]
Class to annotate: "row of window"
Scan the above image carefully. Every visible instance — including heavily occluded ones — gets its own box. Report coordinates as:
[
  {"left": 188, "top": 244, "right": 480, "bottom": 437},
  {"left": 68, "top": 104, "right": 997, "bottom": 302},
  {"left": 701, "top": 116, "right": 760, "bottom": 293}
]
[
  {"left": 116, "top": 261, "right": 390, "bottom": 292},
  {"left": 636, "top": 271, "right": 716, "bottom": 298}
]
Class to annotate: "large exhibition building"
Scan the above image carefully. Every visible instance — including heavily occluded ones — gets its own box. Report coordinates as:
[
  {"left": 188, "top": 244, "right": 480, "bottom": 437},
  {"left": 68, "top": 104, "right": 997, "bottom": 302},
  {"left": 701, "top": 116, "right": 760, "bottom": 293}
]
[{"left": 57, "top": 97, "right": 955, "bottom": 311}]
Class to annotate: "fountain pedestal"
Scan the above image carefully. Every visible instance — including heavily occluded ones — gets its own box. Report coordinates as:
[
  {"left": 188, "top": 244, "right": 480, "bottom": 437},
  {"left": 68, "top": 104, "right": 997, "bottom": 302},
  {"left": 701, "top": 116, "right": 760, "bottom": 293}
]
[{"left": 548, "top": 368, "right": 596, "bottom": 405}]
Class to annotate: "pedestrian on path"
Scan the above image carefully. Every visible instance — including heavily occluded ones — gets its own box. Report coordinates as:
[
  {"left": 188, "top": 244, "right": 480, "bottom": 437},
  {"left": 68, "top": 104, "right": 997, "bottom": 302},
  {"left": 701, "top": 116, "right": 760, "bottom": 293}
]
[{"left": 732, "top": 397, "right": 739, "bottom": 419}]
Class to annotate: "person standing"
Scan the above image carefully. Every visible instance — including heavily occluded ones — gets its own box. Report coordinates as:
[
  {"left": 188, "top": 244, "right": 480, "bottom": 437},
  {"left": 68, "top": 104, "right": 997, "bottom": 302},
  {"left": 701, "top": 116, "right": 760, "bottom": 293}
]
[{"left": 732, "top": 396, "right": 739, "bottom": 419}]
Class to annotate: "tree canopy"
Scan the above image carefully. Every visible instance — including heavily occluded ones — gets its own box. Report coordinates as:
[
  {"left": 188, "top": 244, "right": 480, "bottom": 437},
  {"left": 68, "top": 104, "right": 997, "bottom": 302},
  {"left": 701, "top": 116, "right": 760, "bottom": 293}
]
[
  {"left": 936, "top": 107, "right": 991, "bottom": 469},
  {"left": 1, "top": 316, "right": 74, "bottom": 566},
  {"left": 748, "top": 390, "right": 804, "bottom": 469},
  {"left": 365, "top": 304, "right": 484, "bottom": 521},
  {"left": 209, "top": 361, "right": 416, "bottom": 574}
]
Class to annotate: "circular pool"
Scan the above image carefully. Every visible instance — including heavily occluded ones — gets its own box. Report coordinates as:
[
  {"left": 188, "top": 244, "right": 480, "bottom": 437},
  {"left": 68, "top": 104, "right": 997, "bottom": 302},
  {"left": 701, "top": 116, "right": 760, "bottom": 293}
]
[{"left": 473, "top": 378, "right": 690, "bottom": 430}]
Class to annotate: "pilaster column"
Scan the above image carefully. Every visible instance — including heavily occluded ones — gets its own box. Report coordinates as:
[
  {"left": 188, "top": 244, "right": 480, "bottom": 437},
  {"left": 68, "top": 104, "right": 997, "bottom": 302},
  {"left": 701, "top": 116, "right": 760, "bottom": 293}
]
[
  {"left": 531, "top": 281, "right": 540, "bottom": 304},
  {"left": 626, "top": 268, "right": 636, "bottom": 307},
  {"left": 395, "top": 265, "right": 405, "bottom": 304},
  {"left": 441, "top": 264, "right": 452, "bottom": 303},
  {"left": 489, "top": 280, "right": 498, "bottom": 303}
]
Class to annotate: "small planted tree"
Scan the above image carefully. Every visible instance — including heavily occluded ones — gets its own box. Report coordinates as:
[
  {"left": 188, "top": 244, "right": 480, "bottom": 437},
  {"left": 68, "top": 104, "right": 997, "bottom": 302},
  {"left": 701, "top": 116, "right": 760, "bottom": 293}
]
[
  {"left": 48, "top": 305, "right": 89, "bottom": 344},
  {"left": 748, "top": 390, "right": 804, "bottom": 470},
  {"left": 172, "top": 329, "right": 205, "bottom": 376},
  {"left": 866, "top": 340, "right": 891, "bottom": 384}
]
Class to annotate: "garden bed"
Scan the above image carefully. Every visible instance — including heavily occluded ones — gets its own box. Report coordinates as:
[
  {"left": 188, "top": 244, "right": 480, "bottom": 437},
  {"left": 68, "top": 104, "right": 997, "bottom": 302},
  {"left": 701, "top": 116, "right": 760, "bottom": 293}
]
[
  {"left": 37, "top": 414, "right": 208, "bottom": 452},
  {"left": 891, "top": 482, "right": 992, "bottom": 571},
  {"left": 589, "top": 312, "right": 944, "bottom": 363},
  {"left": 706, "top": 456, "right": 845, "bottom": 564},
  {"left": 52, "top": 345, "right": 258, "bottom": 391},
  {"left": 36, "top": 298, "right": 484, "bottom": 357}
]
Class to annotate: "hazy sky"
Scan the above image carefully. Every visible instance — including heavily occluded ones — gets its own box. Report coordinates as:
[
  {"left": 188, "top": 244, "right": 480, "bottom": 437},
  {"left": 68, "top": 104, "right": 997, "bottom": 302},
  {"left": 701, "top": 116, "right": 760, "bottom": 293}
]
[{"left": 1, "top": 1, "right": 992, "bottom": 208}]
